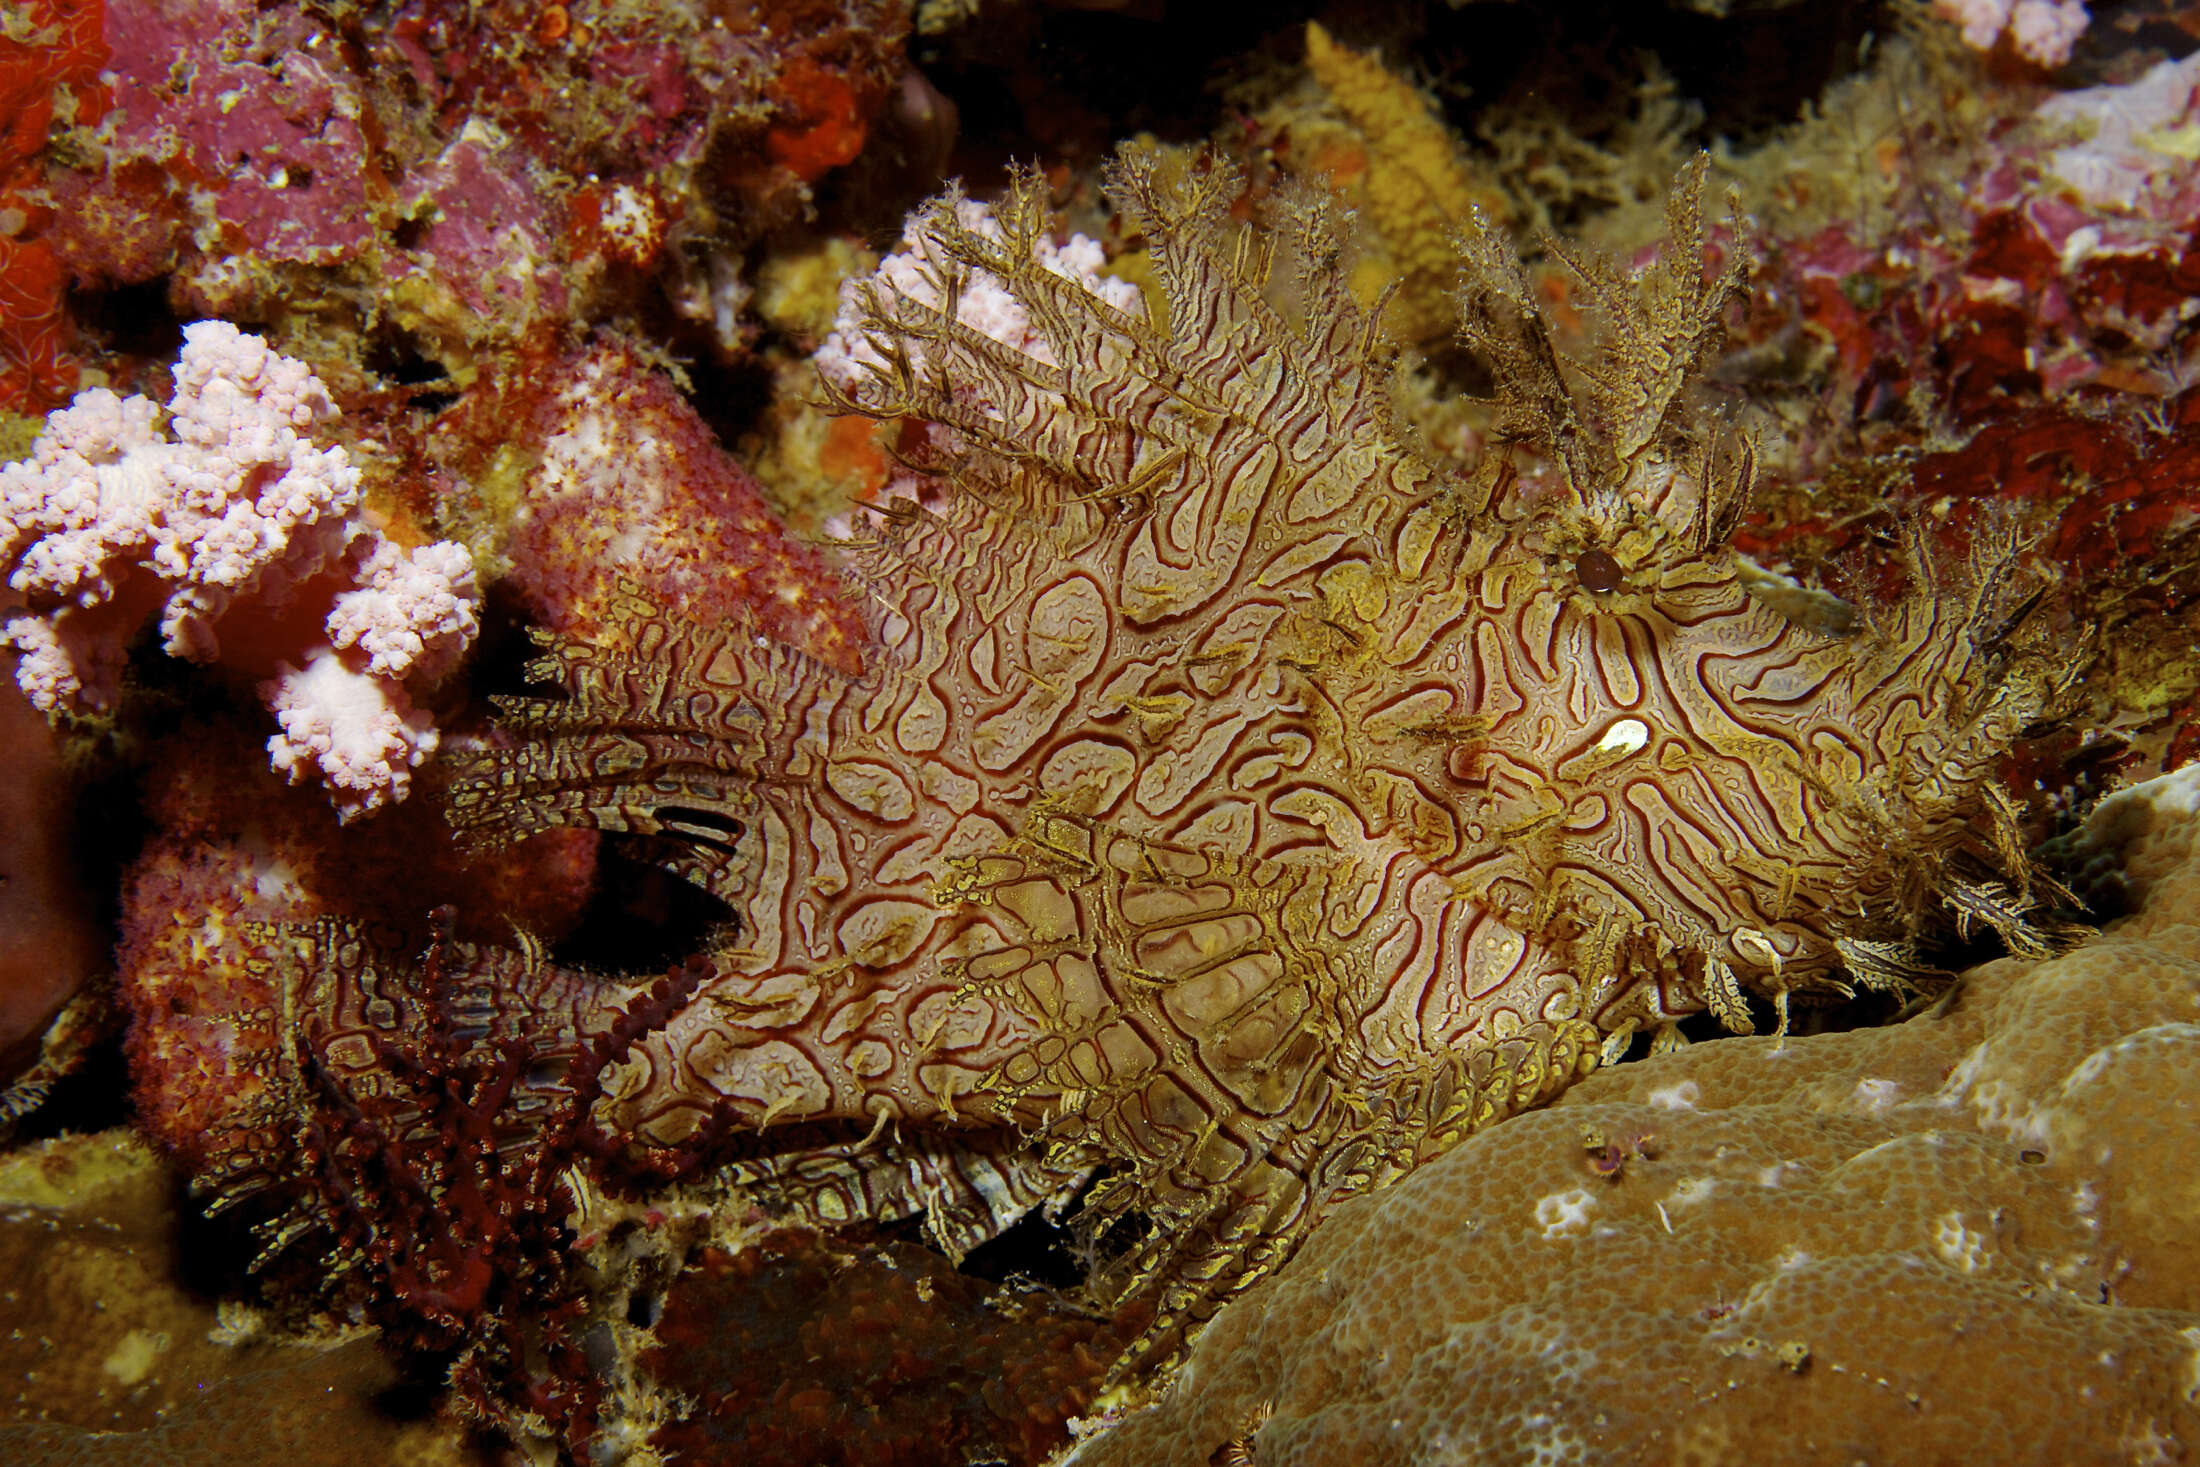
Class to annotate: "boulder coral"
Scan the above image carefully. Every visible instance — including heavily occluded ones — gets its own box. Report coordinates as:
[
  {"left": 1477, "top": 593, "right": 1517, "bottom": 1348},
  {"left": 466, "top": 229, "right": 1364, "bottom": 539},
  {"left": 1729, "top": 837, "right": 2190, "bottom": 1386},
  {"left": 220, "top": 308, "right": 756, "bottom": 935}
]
[
  {"left": 0, "top": 1130, "right": 480, "bottom": 1464},
  {"left": 1068, "top": 762, "right": 2200, "bottom": 1466}
]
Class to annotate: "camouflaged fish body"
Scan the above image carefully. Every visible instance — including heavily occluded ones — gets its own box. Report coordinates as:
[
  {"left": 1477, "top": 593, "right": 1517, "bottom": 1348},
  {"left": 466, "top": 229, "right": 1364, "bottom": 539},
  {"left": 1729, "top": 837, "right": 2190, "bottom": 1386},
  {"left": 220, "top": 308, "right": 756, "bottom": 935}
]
[{"left": 452, "top": 149, "right": 2067, "bottom": 1361}]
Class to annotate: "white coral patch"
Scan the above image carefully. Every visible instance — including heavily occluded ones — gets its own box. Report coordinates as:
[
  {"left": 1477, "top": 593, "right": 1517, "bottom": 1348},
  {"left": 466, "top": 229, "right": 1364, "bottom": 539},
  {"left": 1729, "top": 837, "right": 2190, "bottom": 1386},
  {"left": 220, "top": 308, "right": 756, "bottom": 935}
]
[
  {"left": 1934, "top": 1210, "right": 1991, "bottom": 1273},
  {"left": 2072, "top": 1180, "right": 2101, "bottom": 1222},
  {"left": 1849, "top": 1077, "right": 1903, "bottom": 1112},
  {"left": 1941, "top": 1042, "right": 1987, "bottom": 1096},
  {"left": 1951, "top": 1049, "right": 2053, "bottom": 1148},
  {"left": 2065, "top": 1045, "right": 2116, "bottom": 1090},
  {"left": 1502, "top": 1411, "right": 1589, "bottom": 1467},
  {"left": 100, "top": 1329, "right": 167, "bottom": 1386},
  {"left": 597, "top": 182, "right": 667, "bottom": 266},
  {"left": 1665, "top": 1175, "right": 1719, "bottom": 1208},
  {"left": 249, "top": 855, "right": 307, "bottom": 903},
  {"left": 1534, "top": 1188, "right": 1596, "bottom": 1238},
  {"left": 1646, "top": 1080, "right": 1701, "bottom": 1111}
]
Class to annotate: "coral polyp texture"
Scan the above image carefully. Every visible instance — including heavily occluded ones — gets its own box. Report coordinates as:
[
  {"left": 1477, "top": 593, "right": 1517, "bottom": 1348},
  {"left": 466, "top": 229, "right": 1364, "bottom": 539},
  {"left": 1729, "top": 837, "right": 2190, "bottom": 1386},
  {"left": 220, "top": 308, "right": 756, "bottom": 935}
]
[
  {"left": 447, "top": 147, "right": 2078, "bottom": 1371},
  {"left": 0, "top": 0, "right": 106, "bottom": 413},
  {"left": 492, "top": 337, "right": 867, "bottom": 666},
  {"left": 0, "top": 321, "right": 479, "bottom": 816},
  {"left": 1066, "top": 763, "right": 2200, "bottom": 1466},
  {"left": 0, "top": 1130, "right": 480, "bottom": 1464}
]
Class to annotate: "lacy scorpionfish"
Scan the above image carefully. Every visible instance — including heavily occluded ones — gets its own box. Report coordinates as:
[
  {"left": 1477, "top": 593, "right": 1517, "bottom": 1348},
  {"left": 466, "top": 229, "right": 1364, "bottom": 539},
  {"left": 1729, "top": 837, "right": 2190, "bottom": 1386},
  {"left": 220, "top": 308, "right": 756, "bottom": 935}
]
[{"left": 450, "top": 149, "right": 2070, "bottom": 1365}]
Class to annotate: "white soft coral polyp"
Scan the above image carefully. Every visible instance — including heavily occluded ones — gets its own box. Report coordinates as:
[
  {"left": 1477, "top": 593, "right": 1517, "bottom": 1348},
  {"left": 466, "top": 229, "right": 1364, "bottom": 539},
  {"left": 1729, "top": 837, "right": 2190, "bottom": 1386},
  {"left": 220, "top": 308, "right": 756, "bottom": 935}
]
[
  {"left": 325, "top": 539, "right": 482, "bottom": 682},
  {"left": 1, "top": 391, "right": 165, "bottom": 608},
  {"left": 815, "top": 196, "right": 1144, "bottom": 404},
  {"left": 1933, "top": 0, "right": 2090, "bottom": 67},
  {"left": 0, "top": 320, "right": 482, "bottom": 817},
  {"left": 0, "top": 319, "right": 368, "bottom": 690},
  {"left": 263, "top": 646, "right": 441, "bottom": 821}
]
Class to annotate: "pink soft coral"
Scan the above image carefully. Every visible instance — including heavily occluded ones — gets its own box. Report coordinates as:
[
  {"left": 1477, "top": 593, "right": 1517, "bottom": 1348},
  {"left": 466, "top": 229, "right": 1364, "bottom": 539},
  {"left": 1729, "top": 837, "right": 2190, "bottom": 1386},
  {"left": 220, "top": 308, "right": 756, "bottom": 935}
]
[
  {"left": 262, "top": 647, "right": 442, "bottom": 815},
  {"left": 816, "top": 197, "right": 1142, "bottom": 398},
  {"left": 323, "top": 539, "right": 479, "bottom": 682},
  {"left": 0, "top": 320, "right": 480, "bottom": 819},
  {"left": 813, "top": 197, "right": 1143, "bottom": 533},
  {"left": 264, "top": 537, "right": 479, "bottom": 817},
  {"left": 1934, "top": 0, "right": 2090, "bottom": 68}
]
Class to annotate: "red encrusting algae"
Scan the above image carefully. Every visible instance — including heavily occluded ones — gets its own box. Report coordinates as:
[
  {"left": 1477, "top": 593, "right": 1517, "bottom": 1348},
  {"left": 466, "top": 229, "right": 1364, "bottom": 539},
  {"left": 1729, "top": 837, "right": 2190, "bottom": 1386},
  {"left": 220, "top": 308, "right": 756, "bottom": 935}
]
[{"left": 0, "top": 0, "right": 107, "bottom": 411}]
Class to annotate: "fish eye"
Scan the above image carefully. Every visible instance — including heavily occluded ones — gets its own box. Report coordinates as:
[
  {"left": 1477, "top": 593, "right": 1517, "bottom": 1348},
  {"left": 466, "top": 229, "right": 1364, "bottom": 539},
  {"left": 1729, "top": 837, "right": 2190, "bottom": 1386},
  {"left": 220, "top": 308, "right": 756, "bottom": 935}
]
[{"left": 1575, "top": 548, "right": 1623, "bottom": 594}]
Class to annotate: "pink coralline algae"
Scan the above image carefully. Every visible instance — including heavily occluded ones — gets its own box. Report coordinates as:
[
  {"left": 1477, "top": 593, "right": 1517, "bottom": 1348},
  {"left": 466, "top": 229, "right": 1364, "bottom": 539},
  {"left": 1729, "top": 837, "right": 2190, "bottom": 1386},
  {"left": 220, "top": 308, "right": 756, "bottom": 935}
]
[
  {"left": 1748, "top": 49, "right": 2200, "bottom": 452},
  {"left": 397, "top": 126, "right": 568, "bottom": 323},
  {"left": 33, "top": 0, "right": 913, "bottom": 373},
  {"left": 0, "top": 320, "right": 479, "bottom": 818},
  {"left": 98, "top": 0, "right": 379, "bottom": 271}
]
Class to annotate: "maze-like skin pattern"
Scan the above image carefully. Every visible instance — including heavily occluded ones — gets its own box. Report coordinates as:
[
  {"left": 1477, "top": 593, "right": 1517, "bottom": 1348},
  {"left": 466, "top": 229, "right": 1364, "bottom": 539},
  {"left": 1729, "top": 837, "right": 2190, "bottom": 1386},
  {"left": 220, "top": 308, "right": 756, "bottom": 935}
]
[{"left": 451, "top": 150, "right": 2063, "bottom": 1365}]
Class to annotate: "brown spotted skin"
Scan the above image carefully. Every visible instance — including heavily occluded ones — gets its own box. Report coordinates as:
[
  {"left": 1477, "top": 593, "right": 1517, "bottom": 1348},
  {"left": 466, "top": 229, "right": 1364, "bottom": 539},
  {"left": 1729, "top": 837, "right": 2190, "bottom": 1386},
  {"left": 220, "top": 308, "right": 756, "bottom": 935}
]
[{"left": 452, "top": 149, "right": 2069, "bottom": 1365}]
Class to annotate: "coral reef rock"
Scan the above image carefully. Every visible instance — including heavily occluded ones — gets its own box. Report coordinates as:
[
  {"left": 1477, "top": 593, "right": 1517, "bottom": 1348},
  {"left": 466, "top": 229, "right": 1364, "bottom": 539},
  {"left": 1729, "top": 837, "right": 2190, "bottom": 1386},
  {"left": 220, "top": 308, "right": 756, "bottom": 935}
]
[
  {"left": 32, "top": 0, "right": 912, "bottom": 384},
  {"left": 0, "top": 1130, "right": 480, "bottom": 1465},
  {"left": 639, "top": 1230, "right": 1121, "bottom": 1466},
  {"left": 1067, "top": 762, "right": 2200, "bottom": 1467},
  {"left": 0, "top": 690, "right": 103, "bottom": 1078},
  {"left": 450, "top": 146, "right": 2079, "bottom": 1376}
]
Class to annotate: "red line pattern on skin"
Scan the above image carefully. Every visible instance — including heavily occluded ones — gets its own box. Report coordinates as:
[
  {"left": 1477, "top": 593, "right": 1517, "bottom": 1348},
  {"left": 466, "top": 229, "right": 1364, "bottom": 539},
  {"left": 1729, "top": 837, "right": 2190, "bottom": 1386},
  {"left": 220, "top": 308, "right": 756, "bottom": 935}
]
[{"left": 448, "top": 149, "right": 2074, "bottom": 1373}]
